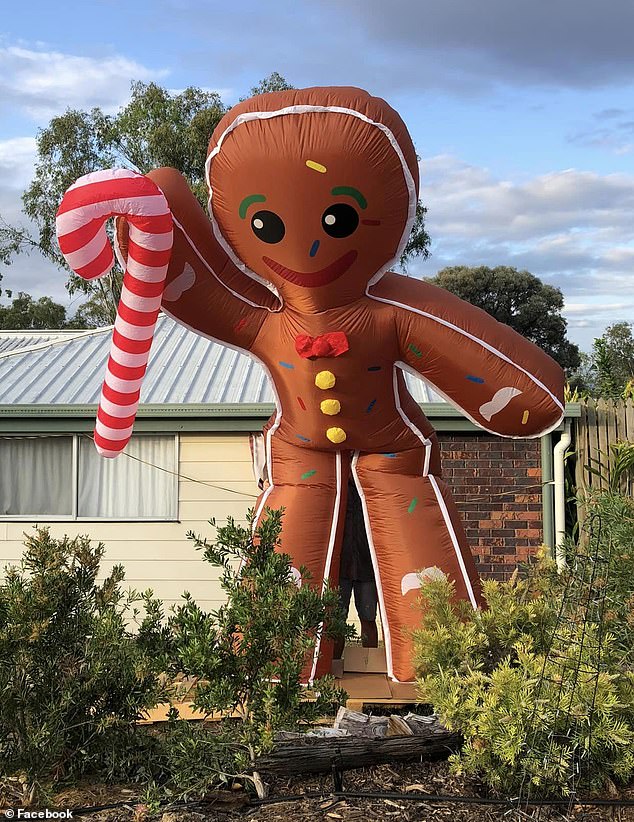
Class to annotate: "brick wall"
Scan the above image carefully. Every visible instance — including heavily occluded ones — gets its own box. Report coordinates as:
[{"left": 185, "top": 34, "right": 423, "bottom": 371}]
[{"left": 438, "top": 434, "right": 543, "bottom": 581}]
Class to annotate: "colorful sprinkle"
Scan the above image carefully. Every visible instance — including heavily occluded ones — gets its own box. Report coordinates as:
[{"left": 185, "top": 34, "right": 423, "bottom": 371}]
[
  {"left": 279, "top": 361, "right": 294, "bottom": 369},
  {"left": 309, "top": 239, "right": 320, "bottom": 257},
  {"left": 366, "top": 399, "right": 377, "bottom": 413},
  {"left": 306, "top": 160, "right": 327, "bottom": 173},
  {"left": 234, "top": 317, "right": 248, "bottom": 332},
  {"left": 522, "top": 409, "right": 530, "bottom": 425},
  {"left": 408, "top": 497, "right": 418, "bottom": 514},
  {"left": 407, "top": 343, "right": 422, "bottom": 358},
  {"left": 296, "top": 434, "right": 311, "bottom": 442},
  {"left": 466, "top": 375, "right": 484, "bottom": 384},
  {"left": 367, "top": 365, "right": 381, "bottom": 372},
  {"left": 361, "top": 219, "right": 381, "bottom": 226},
  {"left": 301, "top": 469, "right": 317, "bottom": 480},
  {"left": 383, "top": 452, "right": 397, "bottom": 458},
  {"left": 297, "top": 396, "right": 306, "bottom": 410}
]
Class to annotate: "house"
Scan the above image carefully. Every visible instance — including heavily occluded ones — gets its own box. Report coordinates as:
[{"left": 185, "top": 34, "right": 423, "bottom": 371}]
[{"left": 0, "top": 316, "right": 579, "bottom": 614}]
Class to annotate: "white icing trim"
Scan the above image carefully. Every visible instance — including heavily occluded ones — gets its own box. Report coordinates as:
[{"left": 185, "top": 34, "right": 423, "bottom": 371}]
[
  {"left": 205, "top": 104, "right": 418, "bottom": 295},
  {"left": 351, "top": 451, "right": 396, "bottom": 682},
  {"left": 309, "top": 450, "right": 343, "bottom": 684},
  {"left": 392, "top": 364, "right": 432, "bottom": 476},
  {"left": 172, "top": 216, "right": 282, "bottom": 313},
  {"left": 428, "top": 474, "right": 478, "bottom": 610}
]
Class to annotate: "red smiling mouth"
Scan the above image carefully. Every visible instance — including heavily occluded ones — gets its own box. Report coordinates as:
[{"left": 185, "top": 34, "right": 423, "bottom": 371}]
[{"left": 262, "top": 250, "right": 358, "bottom": 288}]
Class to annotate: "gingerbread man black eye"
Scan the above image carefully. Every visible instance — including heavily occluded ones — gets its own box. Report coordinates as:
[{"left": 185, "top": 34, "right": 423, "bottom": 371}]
[
  {"left": 251, "top": 210, "right": 285, "bottom": 243},
  {"left": 321, "top": 203, "right": 359, "bottom": 238}
]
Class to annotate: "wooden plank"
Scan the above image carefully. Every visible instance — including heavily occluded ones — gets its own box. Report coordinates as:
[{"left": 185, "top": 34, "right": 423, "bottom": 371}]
[
  {"left": 179, "top": 480, "right": 259, "bottom": 502},
  {"left": 626, "top": 400, "right": 634, "bottom": 496},
  {"left": 585, "top": 398, "right": 598, "bottom": 490},
  {"left": 3, "top": 521, "right": 188, "bottom": 542},
  {"left": 255, "top": 724, "right": 461, "bottom": 774},
  {"left": 179, "top": 461, "right": 257, "bottom": 482},
  {"left": 575, "top": 401, "right": 587, "bottom": 524},
  {"left": 180, "top": 433, "right": 251, "bottom": 443},
  {"left": 596, "top": 398, "right": 609, "bottom": 490},
  {"left": 98, "top": 560, "right": 219, "bottom": 581},
  {"left": 625, "top": 399, "right": 634, "bottom": 442},
  {"left": 178, "top": 500, "right": 257, "bottom": 522}
]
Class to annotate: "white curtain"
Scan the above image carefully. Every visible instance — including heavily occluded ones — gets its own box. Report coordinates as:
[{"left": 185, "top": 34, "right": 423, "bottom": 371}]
[
  {"left": 0, "top": 436, "right": 73, "bottom": 515},
  {"left": 78, "top": 435, "right": 177, "bottom": 518}
]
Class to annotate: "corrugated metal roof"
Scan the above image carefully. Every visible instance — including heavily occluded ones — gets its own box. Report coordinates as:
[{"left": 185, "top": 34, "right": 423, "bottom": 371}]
[
  {"left": 0, "top": 315, "right": 443, "bottom": 406},
  {"left": 0, "top": 330, "right": 83, "bottom": 355}
]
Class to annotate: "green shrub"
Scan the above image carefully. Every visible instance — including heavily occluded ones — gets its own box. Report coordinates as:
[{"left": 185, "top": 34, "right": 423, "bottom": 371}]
[
  {"left": 414, "top": 493, "right": 634, "bottom": 797},
  {"left": 168, "top": 509, "right": 348, "bottom": 769},
  {"left": 0, "top": 528, "right": 172, "bottom": 802}
]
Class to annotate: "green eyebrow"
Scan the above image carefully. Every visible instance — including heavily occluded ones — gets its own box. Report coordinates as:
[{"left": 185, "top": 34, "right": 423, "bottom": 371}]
[
  {"left": 331, "top": 186, "right": 367, "bottom": 210},
  {"left": 239, "top": 194, "right": 266, "bottom": 219}
]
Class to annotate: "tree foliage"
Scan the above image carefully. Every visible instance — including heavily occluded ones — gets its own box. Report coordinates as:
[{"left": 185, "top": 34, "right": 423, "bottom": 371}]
[
  {"left": 170, "top": 509, "right": 347, "bottom": 752},
  {"left": 429, "top": 265, "right": 581, "bottom": 372},
  {"left": 400, "top": 202, "right": 431, "bottom": 269},
  {"left": 589, "top": 322, "right": 634, "bottom": 400},
  {"left": 0, "top": 528, "right": 171, "bottom": 802},
  {"left": 0, "top": 291, "right": 69, "bottom": 330},
  {"left": 415, "top": 491, "right": 634, "bottom": 796}
]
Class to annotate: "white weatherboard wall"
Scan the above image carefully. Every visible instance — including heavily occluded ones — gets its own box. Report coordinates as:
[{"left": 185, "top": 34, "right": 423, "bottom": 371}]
[{"left": 0, "top": 434, "right": 259, "bottom": 613}]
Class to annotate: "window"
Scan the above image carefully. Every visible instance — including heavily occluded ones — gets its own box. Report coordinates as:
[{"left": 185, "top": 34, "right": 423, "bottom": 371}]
[{"left": 0, "top": 434, "right": 178, "bottom": 520}]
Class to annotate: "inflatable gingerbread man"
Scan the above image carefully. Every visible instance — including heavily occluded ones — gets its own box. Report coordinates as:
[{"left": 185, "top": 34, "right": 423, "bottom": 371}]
[{"left": 56, "top": 87, "right": 564, "bottom": 683}]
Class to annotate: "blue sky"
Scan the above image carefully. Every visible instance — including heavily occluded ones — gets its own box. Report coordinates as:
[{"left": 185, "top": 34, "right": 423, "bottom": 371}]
[{"left": 1, "top": 0, "right": 633, "bottom": 351}]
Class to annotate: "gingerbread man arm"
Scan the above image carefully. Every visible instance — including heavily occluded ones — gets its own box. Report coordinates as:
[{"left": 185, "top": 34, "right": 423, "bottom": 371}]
[
  {"left": 371, "top": 272, "right": 565, "bottom": 438},
  {"left": 116, "top": 167, "right": 276, "bottom": 350}
]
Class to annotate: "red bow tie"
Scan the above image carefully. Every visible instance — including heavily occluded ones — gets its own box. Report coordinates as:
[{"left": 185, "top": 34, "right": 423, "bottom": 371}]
[{"left": 295, "top": 331, "right": 349, "bottom": 359}]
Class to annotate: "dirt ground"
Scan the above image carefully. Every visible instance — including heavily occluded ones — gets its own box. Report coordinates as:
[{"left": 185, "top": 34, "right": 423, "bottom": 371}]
[{"left": 43, "top": 761, "right": 634, "bottom": 822}]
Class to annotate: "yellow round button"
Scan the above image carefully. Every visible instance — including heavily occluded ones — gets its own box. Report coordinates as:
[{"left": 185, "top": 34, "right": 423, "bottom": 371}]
[
  {"left": 320, "top": 399, "right": 341, "bottom": 416},
  {"left": 315, "top": 370, "right": 336, "bottom": 390},
  {"left": 326, "top": 427, "right": 347, "bottom": 444}
]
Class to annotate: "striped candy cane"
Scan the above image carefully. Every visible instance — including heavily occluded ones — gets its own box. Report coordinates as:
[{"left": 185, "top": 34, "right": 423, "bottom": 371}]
[{"left": 56, "top": 168, "right": 173, "bottom": 457}]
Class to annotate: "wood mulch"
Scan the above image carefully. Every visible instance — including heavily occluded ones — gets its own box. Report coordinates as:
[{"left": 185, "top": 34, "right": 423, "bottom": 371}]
[{"left": 39, "top": 761, "right": 634, "bottom": 822}]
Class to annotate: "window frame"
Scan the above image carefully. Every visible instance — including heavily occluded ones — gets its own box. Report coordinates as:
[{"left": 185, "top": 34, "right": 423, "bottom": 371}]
[{"left": 0, "top": 433, "right": 180, "bottom": 522}]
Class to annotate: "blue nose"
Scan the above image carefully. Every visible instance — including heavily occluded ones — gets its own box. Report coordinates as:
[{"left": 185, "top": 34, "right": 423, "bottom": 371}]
[{"left": 309, "top": 239, "right": 320, "bottom": 258}]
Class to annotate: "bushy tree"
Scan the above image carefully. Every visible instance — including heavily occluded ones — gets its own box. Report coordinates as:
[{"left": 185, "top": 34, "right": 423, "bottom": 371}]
[
  {"left": 170, "top": 509, "right": 347, "bottom": 748},
  {"left": 429, "top": 265, "right": 581, "bottom": 372},
  {"left": 414, "top": 492, "right": 634, "bottom": 797},
  {"left": 590, "top": 322, "right": 634, "bottom": 400},
  {"left": 0, "top": 291, "right": 69, "bottom": 329},
  {"left": 0, "top": 528, "right": 171, "bottom": 802}
]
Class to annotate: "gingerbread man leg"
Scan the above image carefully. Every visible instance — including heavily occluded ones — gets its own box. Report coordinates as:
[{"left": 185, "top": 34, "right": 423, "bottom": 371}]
[
  {"left": 254, "top": 436, "right": 349, "bottom": 682},
  {"left": 352, "top": 447, "right": 483, "bottom": 683}
]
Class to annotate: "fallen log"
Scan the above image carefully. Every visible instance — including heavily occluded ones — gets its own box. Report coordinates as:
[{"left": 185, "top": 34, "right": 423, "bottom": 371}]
[{"left": 256, "top": 718, "right": 461, "bottom": 774}]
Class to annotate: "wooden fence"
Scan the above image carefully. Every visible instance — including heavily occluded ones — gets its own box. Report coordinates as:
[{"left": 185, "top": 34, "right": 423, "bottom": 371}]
[{"left": 574, "top": 398, "right": 634, "bottom": 500}]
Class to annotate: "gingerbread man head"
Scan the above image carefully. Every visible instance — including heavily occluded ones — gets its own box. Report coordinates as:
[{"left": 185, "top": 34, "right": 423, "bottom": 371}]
[{"left": 206, "top": 87, "right": 419, "bottom": 311}]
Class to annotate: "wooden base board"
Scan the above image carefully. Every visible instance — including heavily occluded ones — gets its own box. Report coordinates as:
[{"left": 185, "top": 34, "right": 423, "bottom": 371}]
[{"left": 141, "top": 672, "right": 420, "bottom": 724}]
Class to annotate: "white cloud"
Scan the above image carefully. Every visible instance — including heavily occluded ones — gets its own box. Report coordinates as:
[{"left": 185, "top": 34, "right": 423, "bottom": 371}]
[
  {"left": 0, "top": 45, "right": 168, "bottom": 121},
  {"left": 0, "top": 137, "right": 37, "bottom": 189},
  {"left": 0, "top": 135, "right": 67, "bottom": 302},
  {"left": 414, "top": 155, "right": 634, "bottom": 349}
]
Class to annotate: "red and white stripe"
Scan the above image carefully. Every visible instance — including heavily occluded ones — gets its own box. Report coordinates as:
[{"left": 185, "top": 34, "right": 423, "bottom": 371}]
[{"left": 56, "top": 168, "right": 173, "bottom": 458}]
